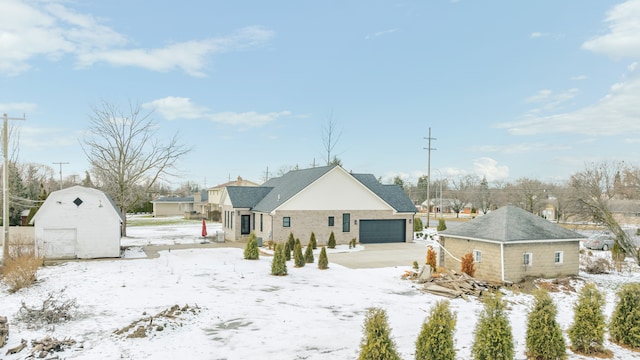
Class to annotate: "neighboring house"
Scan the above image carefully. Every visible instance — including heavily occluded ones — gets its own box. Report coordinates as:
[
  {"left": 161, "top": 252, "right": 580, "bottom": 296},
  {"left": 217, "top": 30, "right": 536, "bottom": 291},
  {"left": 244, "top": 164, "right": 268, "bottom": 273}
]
[
  {"left": 439, "top": 205, "right": 584, "bottom": 283},
  {"left": 218, "top": 165, "right": 416, "bottom": 244},
  {"left": 206, "top": 176, "right": 259, "bottom": 219},
  {"left": 151, "top": 190, "right": 208, "bottom": 217},
  {"left": 609, "top": 199, "right": 640, "bottom": 226},
  {"left": 30, "top": 185, "right": 123, "bottom": 259}
]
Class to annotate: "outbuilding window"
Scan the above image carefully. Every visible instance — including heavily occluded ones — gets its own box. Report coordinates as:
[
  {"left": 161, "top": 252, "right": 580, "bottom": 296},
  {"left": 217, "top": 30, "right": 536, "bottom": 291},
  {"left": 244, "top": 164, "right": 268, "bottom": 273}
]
[
  {"left": 523, "top": 252, "right": 533, "bottom": 267},
  {"left": 554, "top": 251, "right": 563, "bottom": 264},
  {"left": 473, "top": 250, "right": 482, "bottom": 263}
]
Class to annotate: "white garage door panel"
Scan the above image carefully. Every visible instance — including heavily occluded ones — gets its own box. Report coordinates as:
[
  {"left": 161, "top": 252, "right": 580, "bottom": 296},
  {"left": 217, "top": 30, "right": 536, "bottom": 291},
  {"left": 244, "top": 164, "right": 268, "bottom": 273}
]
[{"left": 43, "top": 229, "right": 77, "bottom": 258}]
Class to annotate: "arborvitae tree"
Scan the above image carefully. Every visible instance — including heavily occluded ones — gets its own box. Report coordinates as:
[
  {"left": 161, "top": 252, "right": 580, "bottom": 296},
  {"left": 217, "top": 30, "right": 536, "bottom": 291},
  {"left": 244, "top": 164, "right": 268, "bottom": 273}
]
[
  {"left": 437, "top": 218, "right": 447, "bottom": 232},
  {"left": 609, "top": 282, "right": 640, "bottom": 349},
  {"left": 288, "top": 232, "right": 295, "bottom": 252},
  {"left": 568, "top": 283, "right": 607, "bottom": 355},
  {"left": 414, "top": 217, "right": 423, "bottom": 232},
  {"left": 294, "top": 242, "right": 305, "bottom": 267},
  {"left": 310, "top": 232, "right": 317, "bottom": 249},
  {"left": 271, "top": 242, "right": 287, "bottom": 276},
  {"left": 525, "top": 289, "right": 566, "bottom": 360},
  {"left": 295, "top": 237, "right": 301, "bottom": 247},
  {"left": 244, "top": 232, "right": 260, "bottom": 260},
  {"left": 304, "top": 243, "right": 314, "bottom": 263},
  {"left": 328, "top": 231, "right": 336, "bottom": 249},
  {"left": 358, "top": 307, "right": 401, "bottom": 360},
  {"left": 471, "top": 292, "right": 514, "bottom": 360},
  {"left": 284, "top": 240, "right": 291, "bottom": 261},
  {"left": 415, "top": 300, "right": 456, "bottom": 360},
  {"left": 426, "top": 246, "right": 437, "bottom": 273},
  {"left": 461, "top": 252, "right": 475, "bottom": 277},
  {"left": 318, "top": 246, "right": 329, "bottom": 270}
]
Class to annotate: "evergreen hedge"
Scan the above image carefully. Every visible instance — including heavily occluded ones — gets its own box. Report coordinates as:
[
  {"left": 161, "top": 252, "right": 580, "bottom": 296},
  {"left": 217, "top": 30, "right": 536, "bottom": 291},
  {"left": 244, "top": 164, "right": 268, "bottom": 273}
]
[
  {"left": 328, "top": 231, "right": 336, "bottom": 249},
  {"left": 357, "top": 308, "right": 401, "bottom": 360},
  {"left": 304, "top": 243, "right": 314, "bottom": 263},
  {"left": 568, "top": 283, "right": 607, "bottom": 355},
  {"left": 414, "top": 217, "right": 423, "bottom": 232},
  {"left": 609, "top": 282, "right": 640, "bottom": 349},
  {"left": 471, "top": 292, "right": 514, "bottom": 360},
  {"left": 294, "top": 242, "right": 305, "bottom": 267},
  {"left": 284, "top": 240, "right": 291, "bottom": 261},
  {"left": 437, "top": 219, "right": 447, "bottom": 232},
  {"left": 525, "top": 289, "right": 566, "bottom": 360},
  {"left": 415, "top": 300, "right": 456, "bottom": 360},
  {"left": 271, "top": 242, "right": 287, "bottom": 276},
  {"left": 318, "top": 246, "right": 329, "bottom": 270},
  {"left": 243, "top": 233, "right": 259, "bottom": 260},
  {"left": 310, "top": 232, "right": 317, "bottom": 249}
]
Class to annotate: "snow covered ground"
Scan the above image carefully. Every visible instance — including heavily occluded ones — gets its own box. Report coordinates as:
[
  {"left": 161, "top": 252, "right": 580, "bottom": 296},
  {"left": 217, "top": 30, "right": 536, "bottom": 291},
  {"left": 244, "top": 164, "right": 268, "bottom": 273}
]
[{"left": 1, "top": 219, "right": 639, "bottom": 359}]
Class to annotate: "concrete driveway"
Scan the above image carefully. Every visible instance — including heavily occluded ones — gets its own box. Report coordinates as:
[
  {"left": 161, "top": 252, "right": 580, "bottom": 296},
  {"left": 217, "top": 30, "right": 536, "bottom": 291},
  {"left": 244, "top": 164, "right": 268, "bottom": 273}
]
[{"left": 329, "top": 241, "right": 429, "bottom": 269}]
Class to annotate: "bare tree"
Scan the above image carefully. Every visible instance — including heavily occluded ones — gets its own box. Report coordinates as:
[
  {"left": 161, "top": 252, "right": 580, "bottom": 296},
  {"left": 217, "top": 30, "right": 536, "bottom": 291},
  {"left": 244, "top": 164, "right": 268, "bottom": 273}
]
[
  {"left": 567, "top": 161, "right": 639, "bottom": 263},
  {"left": 474, "top": 176, "right": 493, "bottom": 215},
  {"left": 82, "top": 101, "right": 190, "bottom": 236},
  {"left": 447, "top": 175, "right": 478, "bottom": 218},
  {"left": 322, "top": 111, "right": 342, "bottom": 165}
]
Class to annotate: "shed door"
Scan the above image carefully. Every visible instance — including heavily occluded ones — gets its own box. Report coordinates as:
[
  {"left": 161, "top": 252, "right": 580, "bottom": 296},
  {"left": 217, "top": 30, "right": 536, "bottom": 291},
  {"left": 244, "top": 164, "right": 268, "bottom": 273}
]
[
  {"left": 43, "top": 228, "right": 77, "bottom": 259},
  {"left": 359, "top": 220, "right": 406, "bottom": 243}
]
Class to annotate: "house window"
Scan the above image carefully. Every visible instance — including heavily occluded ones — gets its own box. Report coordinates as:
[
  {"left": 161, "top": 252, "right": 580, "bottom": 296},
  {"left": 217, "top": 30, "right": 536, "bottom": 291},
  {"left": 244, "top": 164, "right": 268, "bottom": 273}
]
[
  {"left": 554, "top": 251, "right": 563, "bottom": 264},
  {"left": 524, "top": 252, "right": 533, "bottom": 267},
  {"left": 241, "top": 215, "right": 250, "bottom": 235},
  {"left": 252, "top": 213, "right": 255, "bottom": 230},
  {"left": 473, "top": 250, "right": 482, "bottom": 263},
  {"left": 260, "top": 214, "right": 263, "bottom": 232},
  {"left": 328, "top": 216, "right": 334, "bottom": 226},
  {"left": 342, "top": 213, "right": 350, "bottom": 232},
  {"left": 283, "top": 217, "right": 291, "bottom": 228}
]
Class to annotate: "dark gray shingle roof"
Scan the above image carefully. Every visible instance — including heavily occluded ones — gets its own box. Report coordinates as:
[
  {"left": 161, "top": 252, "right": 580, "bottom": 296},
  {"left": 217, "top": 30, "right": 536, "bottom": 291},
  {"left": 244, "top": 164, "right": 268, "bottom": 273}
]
[
  {"left": 227, "top": 186, "right": 274, "bottom": 208},
  {"left": 351, "top": 173, "right": 416, "bottom": 212},
  {"left": 440, "top": 205, "right": 585, "bottom": 242}
]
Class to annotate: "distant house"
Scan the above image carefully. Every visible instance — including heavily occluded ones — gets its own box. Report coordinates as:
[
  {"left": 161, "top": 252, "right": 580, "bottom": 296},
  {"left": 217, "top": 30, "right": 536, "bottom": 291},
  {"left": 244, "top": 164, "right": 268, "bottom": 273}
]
[
  {"left": 206, "top": 176, "right": 260, "bottom": 219},
  {"left": 151, "top": 190, "right": 208, "bottom": 217},
  {"left": 439, "top": 205, "right": 584, "bottom": 283},
  {"left": 30, "top": 185, "right": 123, "bottom": 259},
  {"left": 609, "top": 199, "right": 640, "bottom": 226},
  {"left": 219, "top": 165, "right": 416, "bottom": 244}
]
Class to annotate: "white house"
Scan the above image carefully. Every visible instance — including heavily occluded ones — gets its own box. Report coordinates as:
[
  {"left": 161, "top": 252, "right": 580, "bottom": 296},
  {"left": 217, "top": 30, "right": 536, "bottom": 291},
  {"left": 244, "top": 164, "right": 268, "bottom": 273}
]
[{"left": 31, "top": 185, "right": 123, "bottom": 259}]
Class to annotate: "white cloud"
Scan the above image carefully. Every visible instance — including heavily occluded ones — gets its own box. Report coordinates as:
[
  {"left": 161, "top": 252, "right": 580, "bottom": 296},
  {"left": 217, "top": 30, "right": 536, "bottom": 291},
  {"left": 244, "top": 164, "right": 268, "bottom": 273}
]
[
  {"left": 0, "top": 102, "right": 37, "bottom": 114},
  {"left": 365, "top": 28, "right": 398, "bottom": 40},
  {"left": 530, "top": 32, "right": 547, "bottom": 39},
  {"left": 476, "top": 143, "right": 571, "bottom": 154},
  {"left": 0, "top": 1, "right": 273, "bottom": 76},
  {"left": 20, "top": 126, "right": 80, "bottom": 149},
  {"left": 582, "top": 0, "right": 640, "bottom": 58},
  {"left": 143, "top": 96, "right": 291, "bottom": 128},
  {"left": 472, "top": 157, "right": 509, "bottom": 182},
  {"left": 497, "top": 74, "right": 640, "bottom": 136},
  {"left": 571, "top": 75, "right": 588, "bottom": 81}
]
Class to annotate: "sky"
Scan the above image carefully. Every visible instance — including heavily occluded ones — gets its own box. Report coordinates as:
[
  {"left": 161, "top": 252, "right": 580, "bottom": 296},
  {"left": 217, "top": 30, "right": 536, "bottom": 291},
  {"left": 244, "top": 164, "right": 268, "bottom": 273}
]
[
  {"left": 1, "top": 0, "right": 640, "bottom": 189},
  {"left": 1, "top": 219, "right": 638, "bottom": 359}
]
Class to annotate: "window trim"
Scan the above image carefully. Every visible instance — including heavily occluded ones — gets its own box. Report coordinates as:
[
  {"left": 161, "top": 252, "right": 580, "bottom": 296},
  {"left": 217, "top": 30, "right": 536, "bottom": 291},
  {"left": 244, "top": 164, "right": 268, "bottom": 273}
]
[
  {"left": 473, "top": 250, "right": 482, "bottom": 263},
  {"left": 283, "top": 216, "right": 291, "bottom": 228},
  {"left": 554, "top": 251, "right": 563, "bottom": 264},
  {"left": 523, "top": 252, "right": 533, "bottom": 267}
]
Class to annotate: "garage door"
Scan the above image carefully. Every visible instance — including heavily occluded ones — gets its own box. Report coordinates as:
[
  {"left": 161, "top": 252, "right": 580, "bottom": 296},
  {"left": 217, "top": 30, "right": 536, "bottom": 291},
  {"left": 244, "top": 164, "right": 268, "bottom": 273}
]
[{"left": 359, "top": 220, "right": 406, "bottom": 243}]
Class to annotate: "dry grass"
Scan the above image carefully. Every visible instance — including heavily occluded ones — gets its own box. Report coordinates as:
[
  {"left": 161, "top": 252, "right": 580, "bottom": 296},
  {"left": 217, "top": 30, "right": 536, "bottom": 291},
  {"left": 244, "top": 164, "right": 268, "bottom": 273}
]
[{"left": 1, "top": 243, "right": 42, "bottom": 293}]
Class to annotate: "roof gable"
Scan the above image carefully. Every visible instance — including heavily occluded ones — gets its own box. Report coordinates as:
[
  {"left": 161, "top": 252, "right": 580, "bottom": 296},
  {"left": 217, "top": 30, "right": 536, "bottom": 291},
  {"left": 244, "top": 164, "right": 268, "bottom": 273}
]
[
  {"left": 32, "top": 185, "right": 123, "bottom": 223},
  {"left": 226, "top": 186, "right": 273, "bottom": 208},
  {"left": 441, "top": 205, "right": 585, "bottom": 242}
]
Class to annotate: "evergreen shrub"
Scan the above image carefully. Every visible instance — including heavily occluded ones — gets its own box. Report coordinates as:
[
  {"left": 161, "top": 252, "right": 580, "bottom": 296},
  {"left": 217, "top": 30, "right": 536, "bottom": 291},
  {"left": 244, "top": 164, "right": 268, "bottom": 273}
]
[
  {"left": 415, "top": 300, "right": 456, "bottom": 360},
  {"left": 244, "top": 233, "right": 259, "bottom": 260},
  {"left": 525, "top": 289, "right": 566, "bottom": 360},
  {"left": 271, "top": 242, "right": 287, "bottom": 276},
  {"left": 318, "top": 246, "right": 329, "bottom": 270},
  {"left": 294, "top": 242, "right": 305, "bottom": 267},
  {"left": 357, "top": 308, "right": 401, "bottom": 360},
  {"left": 568, "top": 283, "right": 607, "bottom": 355},
  {"left": 609, "top": 282, "right": 640, "bottom": 349},
  {"left": 471, "top": 292, "right": 514, "bottom": 360},
  {"left": 328, "top": 231, "right": 336, "bottom": 249}
]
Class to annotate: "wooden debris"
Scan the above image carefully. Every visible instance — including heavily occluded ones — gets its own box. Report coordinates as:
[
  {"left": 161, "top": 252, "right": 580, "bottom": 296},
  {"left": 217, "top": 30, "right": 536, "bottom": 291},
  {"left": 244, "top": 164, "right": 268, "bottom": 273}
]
[
  {"left": 5, "top": 339, "right": 27, "bottom": 355},
  {"left": 0, "top": 316, "right": 7, "bottom": 348},
  {"left": 29, "top": 336, "right": 76, "bottom": 358},
  {"left": 421, "top": 269, "right": 497, "bottom": 299}
]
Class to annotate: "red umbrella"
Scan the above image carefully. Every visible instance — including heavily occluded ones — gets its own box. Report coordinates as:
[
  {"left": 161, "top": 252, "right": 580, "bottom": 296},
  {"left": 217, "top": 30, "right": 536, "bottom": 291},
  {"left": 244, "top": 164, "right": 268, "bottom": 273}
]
[{"left": 201, "top": 219, "right": 208, "bottom": 238}]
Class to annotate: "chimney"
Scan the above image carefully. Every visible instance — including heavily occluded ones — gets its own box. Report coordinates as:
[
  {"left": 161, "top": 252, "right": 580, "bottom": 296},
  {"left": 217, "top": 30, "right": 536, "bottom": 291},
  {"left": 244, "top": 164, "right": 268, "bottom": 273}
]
[{"left": 237, "top": 175, "right": 242, "bottom": 184}]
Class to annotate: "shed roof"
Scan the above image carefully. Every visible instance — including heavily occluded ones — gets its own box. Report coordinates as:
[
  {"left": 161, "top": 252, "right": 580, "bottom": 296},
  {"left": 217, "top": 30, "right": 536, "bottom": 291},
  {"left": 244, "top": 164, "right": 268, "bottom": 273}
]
[{"left": 440, "top": 205, "right": 585, "bottom": 242}]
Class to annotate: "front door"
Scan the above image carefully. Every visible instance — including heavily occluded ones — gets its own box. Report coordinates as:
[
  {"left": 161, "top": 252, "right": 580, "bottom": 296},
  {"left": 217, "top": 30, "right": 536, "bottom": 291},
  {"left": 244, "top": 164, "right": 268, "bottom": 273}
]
[{"left": 241, "top": 215, "right": 250, "bottom": 235}]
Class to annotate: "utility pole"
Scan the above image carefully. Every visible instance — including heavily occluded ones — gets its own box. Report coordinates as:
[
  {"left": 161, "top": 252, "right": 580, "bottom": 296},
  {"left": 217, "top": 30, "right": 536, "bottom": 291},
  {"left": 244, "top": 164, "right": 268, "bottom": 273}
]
[
  {"left": 424, "top": 127, "right": 436, "bottom": 229},
  {"left": 2, "top": 113, "right": 26, "bottom": 262},
  {"left": 53, "top": 162, "right": 69, "bottom": 190}
]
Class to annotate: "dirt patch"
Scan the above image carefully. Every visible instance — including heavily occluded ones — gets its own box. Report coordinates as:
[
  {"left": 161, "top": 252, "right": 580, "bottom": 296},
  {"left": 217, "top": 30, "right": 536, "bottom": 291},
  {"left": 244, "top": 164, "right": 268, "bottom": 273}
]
[{"left": 114, "top": 304, "right": 201, "bottom": 339}]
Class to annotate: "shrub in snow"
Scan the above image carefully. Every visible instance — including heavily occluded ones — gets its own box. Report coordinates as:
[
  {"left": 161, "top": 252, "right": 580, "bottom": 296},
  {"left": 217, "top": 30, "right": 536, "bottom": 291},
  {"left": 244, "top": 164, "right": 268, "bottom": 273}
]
[
  {"left": 294, "top": 242, "right": 305, "bottom": 268},
  {"left": 415, "top": 300, "right": 456, "bottom": 360},
  {"left": 471, "top": 292, "right": 514, "bottom": 360},
  {"left": 287, "top": 232, "right": 295, "bottom": 253},
  {"left": 568, "top": 283, "right": 607, "bottom": 355},
  {"left": 584, "top": 257, "right": 611, "bottom": 274},
  {"left": 271, "top": 243, "right": 287, "bottom": 276},
  {"left": 437, "top": 218, "right": 447, "bottom": 232},
  {"left": 609, "top": 282, "right": 640, "bottom": 349},
  {"left": 284, "top": 241, "right": 291, "bottom": 261},
  {"left": 328, "top": 231, "right": 336, "bottom": 249},
  {"left": 357, "top": 307, "right": 400, "bottom": 360},
  {"left": 461, "top": 252, "right": 475, "bottom": 277},
  {"left": 318, "top": 246, "right": 329, "bottom": 270},
  {"left": 414, "top": 217, "right": 423, "bottom": 232},
  {"left": 426, "top": 246, "right": 437, "bottom": 273},
  {"left": 17, "top": 289, "right": 78, "bottom": 328},
  {"left": 304, "top": 243, "right": 314, "bottom": 263},
  {"left": 1, "top": 246, "right": 42, "bottom": 293},
  {"left": 309, "top": 232, "right": 317, "bottom": 249},
  {"left": 243, "top": 233, "right": 259, "bottom": 260},
  {"left": 525, "top": 289, "right": 566, "bottom": 360}
]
